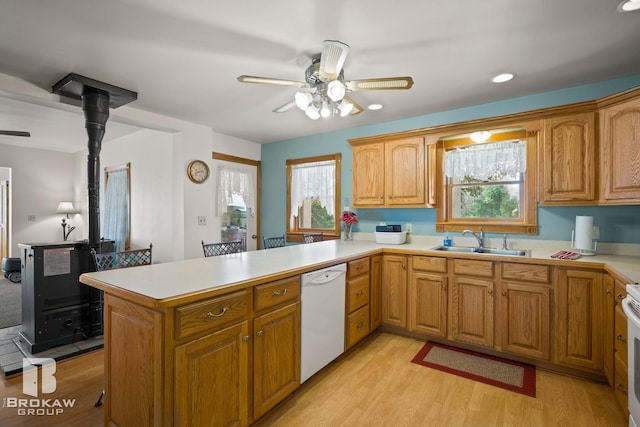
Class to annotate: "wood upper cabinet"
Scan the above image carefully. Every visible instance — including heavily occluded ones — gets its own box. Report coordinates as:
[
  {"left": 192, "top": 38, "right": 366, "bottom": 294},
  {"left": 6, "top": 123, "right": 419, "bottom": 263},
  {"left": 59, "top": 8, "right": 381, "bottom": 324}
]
[
  {"left": 381, "top": 254, "right": 408, "bottom": 327},
  {"left": 600, "top": 95, "right": 640, "bottom": 203},
  {"left": 554, "top": 268, "right": 603, "bottom": 372},
  {"left": 409, "top": 257, "right": 447, "bottom": 337},
  {"left": 351, "top": 137, "right": 426, "bottom": 207},
  {"left": 540, "top": 112, "right": 596, "bottom": 204}
]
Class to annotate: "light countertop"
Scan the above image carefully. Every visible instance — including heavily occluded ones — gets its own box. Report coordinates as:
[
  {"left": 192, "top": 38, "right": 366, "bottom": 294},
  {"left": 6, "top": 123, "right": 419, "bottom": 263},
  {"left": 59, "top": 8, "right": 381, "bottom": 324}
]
[{"left": 80, "top": 238, "right": 640, "bottom": 306}]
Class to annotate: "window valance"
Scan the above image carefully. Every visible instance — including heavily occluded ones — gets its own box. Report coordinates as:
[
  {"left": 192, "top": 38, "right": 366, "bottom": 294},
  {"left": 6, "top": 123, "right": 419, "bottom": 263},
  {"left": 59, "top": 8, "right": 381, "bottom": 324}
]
[{"left": 444, "top": 140, "right": 527, "bottom": 181}]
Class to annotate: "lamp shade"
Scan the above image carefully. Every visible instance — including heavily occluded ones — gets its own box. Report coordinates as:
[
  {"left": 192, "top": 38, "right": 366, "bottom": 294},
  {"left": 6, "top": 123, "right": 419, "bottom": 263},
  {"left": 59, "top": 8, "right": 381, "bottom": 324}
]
[{"left": 56, "top": 201, "right": 76, "bottom": 215}]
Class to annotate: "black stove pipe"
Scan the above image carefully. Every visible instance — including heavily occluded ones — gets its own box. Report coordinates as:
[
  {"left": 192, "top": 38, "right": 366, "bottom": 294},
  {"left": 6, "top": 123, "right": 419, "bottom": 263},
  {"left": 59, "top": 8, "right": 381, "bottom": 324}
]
[{"left": 82, "top": 89, "right": 110, "bottom": 250}]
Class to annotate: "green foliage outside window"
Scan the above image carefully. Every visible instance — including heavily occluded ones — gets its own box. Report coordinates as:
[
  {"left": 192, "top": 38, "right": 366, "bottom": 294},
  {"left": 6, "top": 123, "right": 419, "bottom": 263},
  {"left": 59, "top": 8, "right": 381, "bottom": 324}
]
[{"left": 310, "top": 199, "right": 336, "bottom": 229}]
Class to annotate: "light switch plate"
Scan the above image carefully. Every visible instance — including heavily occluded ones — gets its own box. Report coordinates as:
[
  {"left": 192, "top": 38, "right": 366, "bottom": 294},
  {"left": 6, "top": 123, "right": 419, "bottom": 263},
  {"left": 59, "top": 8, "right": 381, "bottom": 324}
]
[
  {"left": 198, "top": 216, "right": 207, "bottom": 226},
  {"left": 592, "top": 226, "right": 600, "bottom": 240}
]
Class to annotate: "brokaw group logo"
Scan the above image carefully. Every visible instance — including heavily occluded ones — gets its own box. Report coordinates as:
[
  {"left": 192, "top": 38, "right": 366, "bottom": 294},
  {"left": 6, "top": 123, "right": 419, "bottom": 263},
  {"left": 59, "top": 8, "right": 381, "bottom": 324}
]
[{"left": 2, "top": 358, "right": 77, "bottom": 417}]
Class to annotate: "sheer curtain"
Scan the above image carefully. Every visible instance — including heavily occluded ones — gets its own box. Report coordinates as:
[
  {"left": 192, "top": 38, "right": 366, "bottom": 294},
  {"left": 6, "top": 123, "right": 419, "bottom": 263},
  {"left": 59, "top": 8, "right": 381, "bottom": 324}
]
[
  {"left": 444, "top": 140, "right": 527, "bottom": 181},
  {"left": 217, "top": 166, "right": 256, "bottom": 217},
  {"left": 289, "top": 160, "right": 335, "bottom": 226},
  {"left": 102, "top": 168, "right": 129, "bottom": 252}
]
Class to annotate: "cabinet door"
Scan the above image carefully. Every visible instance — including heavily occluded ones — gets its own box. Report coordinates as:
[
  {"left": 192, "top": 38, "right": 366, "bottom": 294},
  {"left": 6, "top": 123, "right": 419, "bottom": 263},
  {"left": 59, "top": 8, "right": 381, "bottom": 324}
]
[
  {"left": 409, "top": 271, "right": 447, "bottom": 337},
  {"left": 603, "top": 274, "right": 615, "bottom": 385},
  {"left": 541, "top": 112, "right": 596, "bottom": 204},
  {"left": 381, "top": 255, "right": 408, "bottom": 328},
  {"left": 554, "top": 269, "right": 603, "bottom": 371},
  {"left": 450, "top": 276, "right": 494, "bottom": 347},
  {"left": 174, "top": 321, "right": 249, "bottom": 427},
  {"left": 385, "top": 137, "right": 425, "bottom": 205},
  {"left": 498, "top": 281, "right": 550, "bottom": 360},
  {"left": 253, "top": 303, "right": 300, "bottom": 419},
  {"left": 600, "top": 96, "right": 640, "bottom": 203},
  {"left": 352, "top": 142, "right": 385, "bottom": 206},
  {"left": 370, "top": 255, "right": 383, "bottom": 330}
]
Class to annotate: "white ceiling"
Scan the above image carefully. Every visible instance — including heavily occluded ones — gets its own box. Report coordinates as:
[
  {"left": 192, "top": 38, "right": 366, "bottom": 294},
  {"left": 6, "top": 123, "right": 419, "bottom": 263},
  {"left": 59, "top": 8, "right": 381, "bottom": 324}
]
[{"left": 0, "top": 0, "right": 639, "bottom": 153}]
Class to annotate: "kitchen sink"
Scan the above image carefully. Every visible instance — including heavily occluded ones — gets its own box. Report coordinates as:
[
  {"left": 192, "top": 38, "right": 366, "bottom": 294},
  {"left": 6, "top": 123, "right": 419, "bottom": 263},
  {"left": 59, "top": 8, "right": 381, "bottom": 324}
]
[{"left": 430, "top": 245, "right": 531, "bottom": 257}]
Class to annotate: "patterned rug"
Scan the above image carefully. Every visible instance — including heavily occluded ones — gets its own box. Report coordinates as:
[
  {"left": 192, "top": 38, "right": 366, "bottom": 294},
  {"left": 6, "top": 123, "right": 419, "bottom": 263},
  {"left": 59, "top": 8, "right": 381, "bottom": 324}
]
[{"left": 411, "top": 341, "right": 536, "bottom": 397}]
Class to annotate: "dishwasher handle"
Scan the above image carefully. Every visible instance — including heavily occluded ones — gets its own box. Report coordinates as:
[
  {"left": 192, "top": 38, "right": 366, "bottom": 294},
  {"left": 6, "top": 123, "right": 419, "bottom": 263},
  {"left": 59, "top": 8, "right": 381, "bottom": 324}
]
[{"left": 305, "top": 270, "right": 345, "bottom": 285}]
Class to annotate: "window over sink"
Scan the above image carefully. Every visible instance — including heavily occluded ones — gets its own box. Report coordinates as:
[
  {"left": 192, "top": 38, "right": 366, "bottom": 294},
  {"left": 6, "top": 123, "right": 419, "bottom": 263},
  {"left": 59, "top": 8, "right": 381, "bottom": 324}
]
[{"left": 436, "top": 129, "right": 538, "bottom": 235}]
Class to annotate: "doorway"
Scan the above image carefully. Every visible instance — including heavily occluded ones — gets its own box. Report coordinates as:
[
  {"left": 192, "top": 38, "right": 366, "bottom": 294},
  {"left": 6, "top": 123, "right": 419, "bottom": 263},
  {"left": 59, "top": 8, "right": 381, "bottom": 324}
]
[
  {"left": 213, "top": 153, "right": 260, "bottom": 251},
  {"left": 1, "top": 179, "right": 8, "bottom": 261}
]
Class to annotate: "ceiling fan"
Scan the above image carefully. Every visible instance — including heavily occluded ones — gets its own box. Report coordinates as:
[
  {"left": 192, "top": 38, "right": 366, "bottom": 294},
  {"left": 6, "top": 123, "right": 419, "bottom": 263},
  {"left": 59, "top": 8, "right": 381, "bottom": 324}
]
[
  {"left": 0, "top": 130, "right": 30, "bottom": 137},
  {"left": 238, "top": 40, "right": 414, "bottom": 120}
]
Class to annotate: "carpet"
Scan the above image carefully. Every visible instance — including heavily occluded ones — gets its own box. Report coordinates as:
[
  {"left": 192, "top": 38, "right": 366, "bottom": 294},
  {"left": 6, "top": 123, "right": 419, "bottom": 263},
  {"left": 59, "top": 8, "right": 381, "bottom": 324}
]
[
  {"left": 411, "top": 341, "right": 536, "bottom": 397},
  {"left": 0, "top": 277, "right": 21, "bottom": 329}
]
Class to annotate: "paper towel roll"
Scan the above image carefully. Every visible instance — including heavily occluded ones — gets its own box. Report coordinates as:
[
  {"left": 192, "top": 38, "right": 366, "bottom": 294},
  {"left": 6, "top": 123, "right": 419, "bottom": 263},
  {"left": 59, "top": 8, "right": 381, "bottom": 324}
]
[{"left": 574, "top": 216, "right": 594, "bottom": 251}]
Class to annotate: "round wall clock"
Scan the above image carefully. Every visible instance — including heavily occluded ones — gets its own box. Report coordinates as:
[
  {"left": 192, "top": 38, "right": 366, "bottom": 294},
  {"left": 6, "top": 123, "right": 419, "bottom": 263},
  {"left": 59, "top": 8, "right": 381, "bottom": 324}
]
[{"left": 187, "top": 160, "right": 210, "bottom": 183}]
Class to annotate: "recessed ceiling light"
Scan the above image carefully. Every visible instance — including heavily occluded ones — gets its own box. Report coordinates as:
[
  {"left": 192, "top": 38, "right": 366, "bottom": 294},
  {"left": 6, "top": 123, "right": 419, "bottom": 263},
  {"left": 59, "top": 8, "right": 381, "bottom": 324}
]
[
  {"left": 618, "top": 0, "right": 640, "bottom": 12},
  {"left": 368, "top": 104, "right": 383, "bottom": 111},
  {"left": 492, "top": 73, "right": 515, "bottom": 83}
]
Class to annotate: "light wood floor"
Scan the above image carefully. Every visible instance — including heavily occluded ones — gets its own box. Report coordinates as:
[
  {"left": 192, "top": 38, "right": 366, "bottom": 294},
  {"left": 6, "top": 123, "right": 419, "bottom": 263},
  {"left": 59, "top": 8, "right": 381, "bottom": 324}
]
[{"left": 0, "top": 332, "right": 627, "bottom": 426}]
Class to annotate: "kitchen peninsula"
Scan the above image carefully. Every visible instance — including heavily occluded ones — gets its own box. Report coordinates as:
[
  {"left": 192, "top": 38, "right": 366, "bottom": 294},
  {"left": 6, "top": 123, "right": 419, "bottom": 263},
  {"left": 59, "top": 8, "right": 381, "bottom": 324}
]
[{"left": 80, "top": 238, "right": 640, "bottom": 426}]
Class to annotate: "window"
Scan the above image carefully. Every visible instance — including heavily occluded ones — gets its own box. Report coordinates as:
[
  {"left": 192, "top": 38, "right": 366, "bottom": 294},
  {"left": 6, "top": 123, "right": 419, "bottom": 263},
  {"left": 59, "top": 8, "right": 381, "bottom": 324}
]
[
  {"left": 286, "top": 154, "right": 341, "bottom": 241},
  {"left": 102, "top": 163, "right": 131, "bottom": 251},
  {"left": 436, "top": 129, "right": 538, "bottom": 235}
]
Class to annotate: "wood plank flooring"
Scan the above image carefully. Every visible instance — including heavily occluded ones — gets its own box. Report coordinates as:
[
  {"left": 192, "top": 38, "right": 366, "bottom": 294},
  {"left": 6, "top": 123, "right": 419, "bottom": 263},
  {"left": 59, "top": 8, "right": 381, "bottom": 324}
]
[{"left": 0, "top": 332, "right": 627, "bottom": 426}]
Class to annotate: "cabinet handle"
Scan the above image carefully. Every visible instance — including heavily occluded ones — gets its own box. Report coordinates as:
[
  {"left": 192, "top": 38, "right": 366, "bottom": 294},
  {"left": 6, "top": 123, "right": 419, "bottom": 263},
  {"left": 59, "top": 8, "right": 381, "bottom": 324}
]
[
  {"left": 356, "top": 322, "right": 364, "bottom": 329},
  {"left": 488, "top": 289, "right": 493, "bottom": 295},
  {"left": 617, "top": 383, "right": 627, "bottom": 394},
  {"left": 402, "top": 264, "right": 406, "bottom": 270},
  {"left": 272, "top": 288, "right": 288, "bottom": 296},
  {"left": 243, "top": 336, "right": 250, "bottom": 342},
  {"left": 501, "top": 291, "right": 507, "bottom": 296},
  {"left": 545, "top": 188, "right": 551, "bottom": 193},
  {"left": 257, "top": 330, "right": 264, "bottom": 336},
  {"left": 356, "top": 265, "right": 363, "bottom": 270},
  {"left": 606, "top": 289, "right": 613, "bottom": 295},
  {"left": 617, "top": 293, "right": 625, "bottom": 300},
  {"left": 356, "top": 290, "right": 363, "bottom": 297},
  {"left": 205, "top": 307, "right": 228, "bottom": 318},
  {"left": 442, "top": 284, "right": 447, "bottom": 290},
  {"left": 617, "top": 334, "right": 627, "bottom": 343}
]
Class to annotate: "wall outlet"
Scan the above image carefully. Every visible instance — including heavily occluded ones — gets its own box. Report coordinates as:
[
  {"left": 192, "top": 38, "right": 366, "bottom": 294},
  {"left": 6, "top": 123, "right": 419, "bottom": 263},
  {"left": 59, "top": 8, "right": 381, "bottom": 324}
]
[
  {"left": 27, "top": 215, "right": 37, "bottom": 222},
  {"left": 198, "top": 216, "right": 207, "bottom": 226},
  {"left": 406, "top": 223, "right": 412, "bottom": 233},
  {"left": 592, "top": 225, "right": 600, "bottom": 240}
]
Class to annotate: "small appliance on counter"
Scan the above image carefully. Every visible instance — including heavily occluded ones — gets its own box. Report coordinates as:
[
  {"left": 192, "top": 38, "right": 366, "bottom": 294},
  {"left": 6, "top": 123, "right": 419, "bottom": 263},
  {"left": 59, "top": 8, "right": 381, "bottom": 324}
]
[
  {"left": 571, "top": 216, "right": 597, "bottom": 256},
  {"left": 374, "top": 224, "right": 407, "bottom": 245}
]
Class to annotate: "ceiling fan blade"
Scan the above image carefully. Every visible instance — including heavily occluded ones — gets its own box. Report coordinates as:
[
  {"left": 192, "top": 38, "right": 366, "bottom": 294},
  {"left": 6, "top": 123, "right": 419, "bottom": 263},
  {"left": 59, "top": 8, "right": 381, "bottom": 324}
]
[
  {"left": 237, "top": 75, "right": 306, "bottom": 88},
  {"left": 0, "top": 130, "right": 31, "bottom": 137},
  {"left": 346, "top": 77, "right": 414, "bottom": 91},
  {"left": 273, "top": 100, "right": 297, "bottom": 113},
  {"left": 319, "top": 40, "right": 349, "bottom": 81},
  {"left": 344, "top": 96, "right": 363, "bottom": 115}
]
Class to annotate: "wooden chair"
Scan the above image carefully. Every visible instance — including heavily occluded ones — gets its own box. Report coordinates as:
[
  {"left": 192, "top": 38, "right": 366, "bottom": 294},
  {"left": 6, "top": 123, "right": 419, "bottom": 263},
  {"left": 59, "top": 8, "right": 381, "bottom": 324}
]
[
  {"left": 91, "top": 244, "right": 153, "bottom": 408},
  {"left": 302, "top": 232, "right": 324, "bottom": 243},
  {"left": 202, "top": 240, "right": 243, "bottom": 257},
  {"left": 263, "top": 235, "right": 285, "bottom": 249}
]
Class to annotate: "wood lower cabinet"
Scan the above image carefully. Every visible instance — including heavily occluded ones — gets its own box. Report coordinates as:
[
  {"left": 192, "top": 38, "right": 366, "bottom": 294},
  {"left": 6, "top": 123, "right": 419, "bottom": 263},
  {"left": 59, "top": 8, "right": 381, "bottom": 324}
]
[
  {"left": 409, "top": 256, "right": 447, "bottom": 337},
  {"left": 450, "top": 275, "right": 495, "bottom": 347},
  {"left": 175, "top": 321, "right": 249, "bottom": 427},
  {"left": 381, "top": 254, "right": 408, "bottom": 328},
  {"left": 554, "top": 268, "right": 603, "bottom": 372},
  {"left": 600, "top": 94, "right": 640, "bottom": 204},
  {"left": 604, "top": 274, "right": 616, "bottom": 385},
  {"left": 253, "top": 302, "right": 300, "bottom": 419},
  {"left": 346, "top": 257, "right": 372, "bottom": 349},
  {"left": 370, "top": 255, "right": 383, "bottom": 330},
  {"left": 540, "top": 112, "right": 596, "bottom": 204},
  {"left": 613, "top": 279, "right": 630, "bottom": 416}
]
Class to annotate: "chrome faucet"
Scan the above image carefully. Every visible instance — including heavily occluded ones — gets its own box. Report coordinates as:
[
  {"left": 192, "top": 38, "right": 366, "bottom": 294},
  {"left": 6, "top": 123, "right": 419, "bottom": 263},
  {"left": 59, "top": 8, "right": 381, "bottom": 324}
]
[{"left": 462, "top": 227, "right": 485, "bottom": 248}]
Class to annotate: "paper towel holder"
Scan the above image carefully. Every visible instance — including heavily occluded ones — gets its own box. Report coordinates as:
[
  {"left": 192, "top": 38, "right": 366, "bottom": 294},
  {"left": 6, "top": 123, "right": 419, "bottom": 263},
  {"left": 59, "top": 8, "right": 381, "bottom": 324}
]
[{"left": 571, "top": 229, "right": 597, "bottom": 256}]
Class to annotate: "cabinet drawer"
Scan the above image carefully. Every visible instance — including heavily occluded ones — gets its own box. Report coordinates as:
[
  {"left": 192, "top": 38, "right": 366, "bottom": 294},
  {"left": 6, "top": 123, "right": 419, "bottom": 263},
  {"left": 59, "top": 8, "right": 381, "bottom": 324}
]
[
  {"left": 502, "top": 263, "right": 550, "bottom": 283},
  {"left": 615, "top": 305, "right": 628, "bottom": 367},
  {"left": 453, "top": 259, "right": 494, "bottom": 278},
  {"left": 347, "top": 275, "right": 370, "bottom": 313},
  {"left": 413, "top": 256, "right": 447, "bottom": 273},
  {"left": 613, "top": 356, "right": 629, "bottom": 416},
  {"left": 346, "top": 305, "right": 370, "bottom": 348},
  {"left": 175, "top": 290, "right": 249, "bottom": 339},
  {"left": 254, "top": 276, "right": 300, "bottom": 312},
  {"left": 347, "top": 257, "right": 370, "bottom": 279}
]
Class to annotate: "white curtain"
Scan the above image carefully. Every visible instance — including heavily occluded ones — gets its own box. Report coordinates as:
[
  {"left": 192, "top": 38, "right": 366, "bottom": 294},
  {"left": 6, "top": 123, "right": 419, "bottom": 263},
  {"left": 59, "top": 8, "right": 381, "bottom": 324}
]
[
  {"left": 102, "top": 169, "right": 129, "bottom": 252},
  {"left": 444, "top": 140, "right": 527, "bottom": 181},
  {"left": 217, "top": 166, "right": 256, "bottom": 217},
  {"left": 289, "top": 160, "right": 335, "bottom": 226}
]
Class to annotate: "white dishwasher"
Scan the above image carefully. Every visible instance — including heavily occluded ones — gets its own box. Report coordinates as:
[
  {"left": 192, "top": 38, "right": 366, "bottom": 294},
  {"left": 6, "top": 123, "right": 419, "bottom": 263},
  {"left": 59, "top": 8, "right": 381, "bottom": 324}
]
[{"left": 300, "top": 263, "right": 346, "bottom": 383}]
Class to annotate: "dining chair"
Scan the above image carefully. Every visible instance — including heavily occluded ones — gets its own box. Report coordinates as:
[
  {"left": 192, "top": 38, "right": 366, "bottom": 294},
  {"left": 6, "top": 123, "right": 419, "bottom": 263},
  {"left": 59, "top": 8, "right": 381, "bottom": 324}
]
[
  {"left": 263, "top": 235, "right": 285, "bottom": 249},
  {"left": 202, "top": 240, "right": 243, "bottom": 257},
  {"left": 91, "top": 243, "right": 153, "bottom": 408},
  {"left": 302, "top": 232, "right": 324, "bottom": 243}
]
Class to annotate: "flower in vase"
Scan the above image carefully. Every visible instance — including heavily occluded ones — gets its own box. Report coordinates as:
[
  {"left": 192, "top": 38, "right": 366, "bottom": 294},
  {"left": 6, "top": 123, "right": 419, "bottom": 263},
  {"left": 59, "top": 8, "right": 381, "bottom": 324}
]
[{"left": 339, "top": 211, "right": 358, "bottom": 225}]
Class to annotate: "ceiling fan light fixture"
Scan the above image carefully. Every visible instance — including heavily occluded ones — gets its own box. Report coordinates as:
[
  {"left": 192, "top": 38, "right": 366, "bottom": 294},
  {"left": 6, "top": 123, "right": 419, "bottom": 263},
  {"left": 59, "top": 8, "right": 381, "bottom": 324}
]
[
  {"left": 295, "top": 91, "right": 312, "bottom": 111},
  {"left": 320, "top": 100, "right": 331, "bottom": 118},
  {"left": 327, "top": 80, "right": 346, "bottom": 102},
  {"left": 338, "top": 100, "right": 354, "bottom": 117},
  {"left": 618, "top": 0, "right": 640, "bottom": 12},
  {"left": 305, "top": 107, "right": 320, "bottom": 120}
]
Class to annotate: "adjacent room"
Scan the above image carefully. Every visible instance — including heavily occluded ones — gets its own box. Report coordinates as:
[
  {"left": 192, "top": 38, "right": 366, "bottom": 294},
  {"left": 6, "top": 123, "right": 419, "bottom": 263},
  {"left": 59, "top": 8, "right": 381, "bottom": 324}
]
[{"left": 1, "top": 1, "right": 640, "bottom": 426}]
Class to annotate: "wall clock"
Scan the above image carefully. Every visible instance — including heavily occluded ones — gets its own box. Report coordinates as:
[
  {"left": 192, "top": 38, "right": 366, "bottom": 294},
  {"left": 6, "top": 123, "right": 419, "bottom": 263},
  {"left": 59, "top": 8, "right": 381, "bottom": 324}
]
[{"left": 187, "top": 160, "right": 210, "bottom": 184}]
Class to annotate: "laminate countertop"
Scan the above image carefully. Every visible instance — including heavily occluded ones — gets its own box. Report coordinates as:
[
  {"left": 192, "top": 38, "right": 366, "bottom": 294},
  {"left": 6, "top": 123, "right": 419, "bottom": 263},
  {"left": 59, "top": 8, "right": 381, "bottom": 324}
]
[{"left": 79, "top": 239, "right": 640, "bottom": 307}]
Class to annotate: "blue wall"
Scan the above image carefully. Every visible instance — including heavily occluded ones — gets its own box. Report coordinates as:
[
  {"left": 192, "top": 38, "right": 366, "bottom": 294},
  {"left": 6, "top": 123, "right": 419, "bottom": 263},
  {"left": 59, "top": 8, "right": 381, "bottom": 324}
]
[{"left": 261, "top": 75, "right": 640, "bottom": 244}]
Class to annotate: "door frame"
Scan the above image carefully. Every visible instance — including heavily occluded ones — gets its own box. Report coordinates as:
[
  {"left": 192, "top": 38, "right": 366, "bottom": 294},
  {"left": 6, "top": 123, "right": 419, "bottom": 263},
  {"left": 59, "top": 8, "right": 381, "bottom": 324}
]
[
  {"left": 212, "top": 152, "right": 261, "bottom": 250},
  {"left": 1, "top": 180, "right": 8, "bottom": 260}
]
